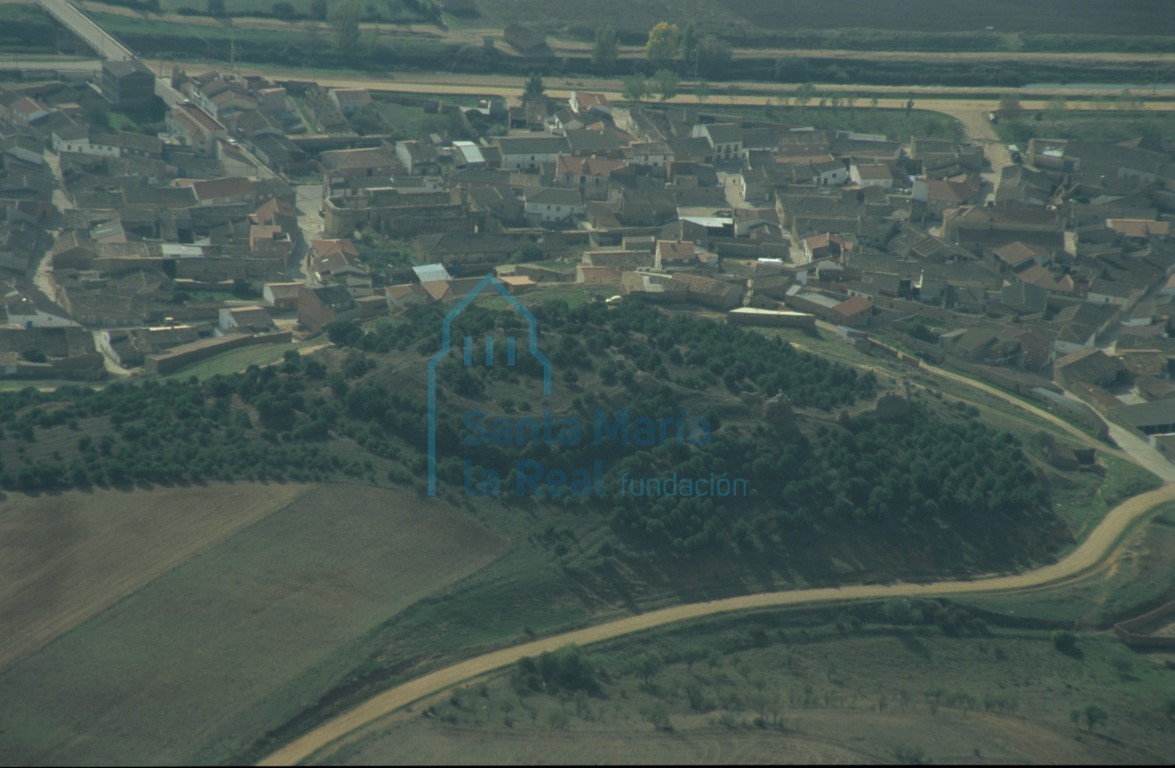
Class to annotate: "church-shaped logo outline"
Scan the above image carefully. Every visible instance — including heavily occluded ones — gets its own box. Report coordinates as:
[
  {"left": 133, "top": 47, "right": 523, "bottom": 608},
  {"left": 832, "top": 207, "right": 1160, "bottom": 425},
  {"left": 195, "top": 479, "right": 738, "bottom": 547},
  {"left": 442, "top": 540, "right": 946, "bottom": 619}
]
[{"left": 427, "top": 273, "right": 553, "bottom": 496}]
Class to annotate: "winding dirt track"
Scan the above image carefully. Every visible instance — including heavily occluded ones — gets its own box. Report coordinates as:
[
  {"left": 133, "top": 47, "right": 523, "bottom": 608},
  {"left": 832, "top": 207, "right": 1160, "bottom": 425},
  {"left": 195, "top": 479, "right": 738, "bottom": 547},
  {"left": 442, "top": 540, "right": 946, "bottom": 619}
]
[{"left": 259, "top": 481, "right": 1175, "bottom": 766}]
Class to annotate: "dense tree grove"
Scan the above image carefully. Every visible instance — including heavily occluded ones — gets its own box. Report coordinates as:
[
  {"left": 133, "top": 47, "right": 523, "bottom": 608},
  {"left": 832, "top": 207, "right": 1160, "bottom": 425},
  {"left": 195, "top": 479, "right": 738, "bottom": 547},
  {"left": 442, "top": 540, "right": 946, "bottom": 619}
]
[{"left": 0, "top": 303, "right": 1057, "bottom": 569}]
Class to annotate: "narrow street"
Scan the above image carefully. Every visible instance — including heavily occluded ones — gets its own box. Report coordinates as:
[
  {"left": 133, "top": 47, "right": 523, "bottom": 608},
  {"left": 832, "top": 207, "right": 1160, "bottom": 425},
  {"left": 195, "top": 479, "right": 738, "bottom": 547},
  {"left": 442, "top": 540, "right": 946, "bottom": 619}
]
[
  {"left": 294, "top": 184, "right": 324, "bottom": 282},
  {"left": 31, "top": 149, "right": 68, "bottom": 310}
]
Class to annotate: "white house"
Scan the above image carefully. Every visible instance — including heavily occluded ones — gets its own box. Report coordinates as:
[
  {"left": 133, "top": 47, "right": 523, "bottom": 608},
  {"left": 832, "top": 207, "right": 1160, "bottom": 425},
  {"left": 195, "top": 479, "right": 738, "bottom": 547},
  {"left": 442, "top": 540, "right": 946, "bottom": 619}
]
[
  {"left": 628, "top": 141, "right": 674, "bottom": 169},
  {"left": 849, "top": 161, "right": 894, "bottom": 189},
  {"left": 525, "top": 188, "right": 584, "bottom": 224},
  {"left": 812, "top": 158, "right": 849, "bottom": 187},
  {"left": 496, "top": 136, "right": 569, "bottom": 172}
]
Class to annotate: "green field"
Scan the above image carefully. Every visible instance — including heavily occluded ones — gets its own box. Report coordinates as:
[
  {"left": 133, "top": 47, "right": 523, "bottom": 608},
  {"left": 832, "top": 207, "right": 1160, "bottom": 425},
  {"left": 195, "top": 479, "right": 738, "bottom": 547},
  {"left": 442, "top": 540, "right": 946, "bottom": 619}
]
[
  {"left": 0, "top": 484, "right": 508, "bottom": 765},
  {"left": 320, "top": 604, "right": 1175, "bottom": 765},
  {"left": 998, "top": 107, "right": 1175, "bottom": 147},
  {"left": 155, "top": 339, "right": 307, "bottom": 380}
]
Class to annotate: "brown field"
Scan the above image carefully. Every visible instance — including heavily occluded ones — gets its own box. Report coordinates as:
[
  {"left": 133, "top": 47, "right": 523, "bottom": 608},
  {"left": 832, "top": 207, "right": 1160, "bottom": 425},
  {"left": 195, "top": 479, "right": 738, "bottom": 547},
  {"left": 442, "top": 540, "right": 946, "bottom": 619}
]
[
  {"left": 0, "top": 482, "right": 308, "bottom": 672},
  {"left": 472, "top": 0, "right": 1169, "bottom": 36},
  {"left": 0, "top": 484, "right": 509, "bottom": 766}
]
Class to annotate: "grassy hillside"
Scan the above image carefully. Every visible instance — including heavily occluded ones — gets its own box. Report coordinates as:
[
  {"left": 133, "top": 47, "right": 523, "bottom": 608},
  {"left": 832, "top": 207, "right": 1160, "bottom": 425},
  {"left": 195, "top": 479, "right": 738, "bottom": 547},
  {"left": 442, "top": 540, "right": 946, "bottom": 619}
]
[{"left": 325, "top": 602, "right": 1175, "bottom": 765}]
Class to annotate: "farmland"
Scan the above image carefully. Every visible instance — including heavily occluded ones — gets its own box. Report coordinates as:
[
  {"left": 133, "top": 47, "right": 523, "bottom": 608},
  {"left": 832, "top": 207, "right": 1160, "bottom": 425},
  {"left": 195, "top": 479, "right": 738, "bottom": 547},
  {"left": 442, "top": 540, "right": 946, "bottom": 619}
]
[
  {"left": 0, "top": 482, "right": 308, "bottom": 672},
  {"left": 0, "top": 484, "right": 509, "bottom": 765}
]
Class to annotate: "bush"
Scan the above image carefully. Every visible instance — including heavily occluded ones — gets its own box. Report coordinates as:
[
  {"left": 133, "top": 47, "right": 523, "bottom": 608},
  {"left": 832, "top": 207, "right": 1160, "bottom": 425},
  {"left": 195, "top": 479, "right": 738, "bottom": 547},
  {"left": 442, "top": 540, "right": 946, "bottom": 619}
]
[{"left": 1051, "top": 630, "right": 1078, "bottom": 655}]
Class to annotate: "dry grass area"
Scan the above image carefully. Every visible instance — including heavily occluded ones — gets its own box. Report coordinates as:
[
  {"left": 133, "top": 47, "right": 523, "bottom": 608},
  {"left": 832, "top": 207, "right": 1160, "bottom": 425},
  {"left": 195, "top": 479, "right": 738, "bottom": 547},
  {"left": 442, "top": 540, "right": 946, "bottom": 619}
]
[
  {"left": 326, "top": 625, "right": 1175, "bottom": 766},
  {"left": 0, "top": 484, "right": 509, "bottom": 766},
  {"left": 332, "top": 708, "right": 1136, "bottom": 765},
  {"left": 0, "top": 482, "right": 309, "bottom": 673}
]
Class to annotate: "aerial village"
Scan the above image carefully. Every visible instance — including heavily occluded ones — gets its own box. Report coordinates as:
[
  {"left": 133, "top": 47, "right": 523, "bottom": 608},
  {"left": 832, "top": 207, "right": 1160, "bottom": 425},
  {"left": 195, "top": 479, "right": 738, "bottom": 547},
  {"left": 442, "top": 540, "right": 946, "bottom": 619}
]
[{"left": 2, "top": 54, "right": 1175, "bottom": 448}]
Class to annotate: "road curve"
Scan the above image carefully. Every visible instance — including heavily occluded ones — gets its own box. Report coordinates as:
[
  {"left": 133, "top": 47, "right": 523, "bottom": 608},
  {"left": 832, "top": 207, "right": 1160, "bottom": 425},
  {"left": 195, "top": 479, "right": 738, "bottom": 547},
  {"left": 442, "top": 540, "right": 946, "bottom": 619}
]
[{"left": 258, "top": 482, "right": 1175, "bottom": 766}]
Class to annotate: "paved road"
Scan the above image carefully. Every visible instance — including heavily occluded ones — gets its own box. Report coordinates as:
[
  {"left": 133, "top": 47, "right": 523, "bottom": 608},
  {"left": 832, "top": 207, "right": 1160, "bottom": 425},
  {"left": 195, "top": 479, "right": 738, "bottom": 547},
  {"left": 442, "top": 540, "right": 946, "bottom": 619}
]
[
  {"left": 259, "top": 480, "right": 1175, "bottom": 766},
  {"left": 37, "top": 0, "right": 133, "bottom": 61}
]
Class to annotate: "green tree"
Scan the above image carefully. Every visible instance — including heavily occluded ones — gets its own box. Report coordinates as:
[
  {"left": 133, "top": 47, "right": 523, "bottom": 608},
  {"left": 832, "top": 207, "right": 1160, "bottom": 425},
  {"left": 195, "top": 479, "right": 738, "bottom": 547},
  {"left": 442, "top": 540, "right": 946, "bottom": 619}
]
[
  {"left": 206, "top": 0, "right": 226, "bottom": 16},
  {"left": 636, "top": 650, "right": 664, "bottom": 685},
  {"left": 651, "top": 69, "right": 679, "bottom": 102},
  {"left": 795, "top": 82, "right": 816, "bottom": 109},
  {"left": 645, "top": 21, "right": 680, "bottom": 69},
  {"left": 1082, "top": 704, "right": 1108, "bottom": 732},
  {"left": 523, "top": 72, "right": 545, "bottom": 102},
  {"left": 1046, "top": 95, "right": 1067, "bottom": 121},
  {"left": 680, "top": 21, "right": 699, "bottom": 70},
  {"left": 622, "top": 74, "right": 648, "bottom": 102},
  {"left": 272, "top": 1, "right": 295, "bottom": 17},
  {"left": 309, "top": 0, "right": 328, "bottom": 19},
  {"left": 328, "top": 0, "right": 363, "bottom": 52},
  {"left": 592, "top": 25, "right": 619, "bottom": 73},
  {"left": 695, "top": 35, "right": 732, "bottom": 78}
]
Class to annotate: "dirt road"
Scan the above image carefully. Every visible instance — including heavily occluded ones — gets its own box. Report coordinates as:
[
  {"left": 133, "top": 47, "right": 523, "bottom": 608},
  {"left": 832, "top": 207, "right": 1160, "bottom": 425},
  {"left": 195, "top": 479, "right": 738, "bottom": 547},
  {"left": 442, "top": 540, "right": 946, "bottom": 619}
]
[{"left": 258, "top": 480, "right": 1175, "bottom": 766}]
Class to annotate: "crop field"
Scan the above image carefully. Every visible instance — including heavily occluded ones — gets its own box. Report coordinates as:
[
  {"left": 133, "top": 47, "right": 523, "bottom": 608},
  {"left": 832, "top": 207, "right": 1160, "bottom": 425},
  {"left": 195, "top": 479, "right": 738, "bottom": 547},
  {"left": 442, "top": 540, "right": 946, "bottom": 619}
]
[
  {"left": 0, "top": 482, "right": 309, "bottom": 673},
  {"left": 472, "top": 0, "right": 1171, "bottom": 38},
  {"left": 0, "top": 484, "right": 509, "bottom": 766}
]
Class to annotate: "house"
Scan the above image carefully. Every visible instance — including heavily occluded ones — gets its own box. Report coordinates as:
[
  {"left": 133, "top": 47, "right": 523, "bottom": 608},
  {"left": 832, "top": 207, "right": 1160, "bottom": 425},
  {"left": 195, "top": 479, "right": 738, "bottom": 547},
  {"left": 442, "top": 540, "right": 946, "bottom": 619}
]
[
  {"left": 628, "top": 141, "right": 674, "bottom": 170},
  {"left": 555, "top": 155, "right": 624, "bottom": 200},
  {"left": 811, "top": 158, "right": 849, "bottom": 187},
  {"left": 386, "top": 282, "right": 432, "bottom": 309},
  {"left": 1115, "top": 399, "right": 1175, "bottom": 437},
  {"left": 1107, "top": 218, "right": 1170, "bottom": 243},
  {"left": 1053, "top": 348, "right": 1131, "bottom": 390},
  {"left": 1000, "top": 280, "right": 1047, "bottom": 315},
  {"left": 850, "top": 162, "right": 894, "bottom": 189},
  {"left": 319, "top": 145, "right": 400, "bottom": 179},
  {"left": 167, "top": 103, "right": 228, "bottom": 157},
  {"left": 263, "top": 282, "right": 301, "bottom": 311},
  {"left": 100, "top": 59, "right": 155, "bottom": 108},
  {"left": 524, "top": 188, "right": 583, "bottom": 225},
  {"left": 991, "top": 241, "right": 1045, "bottom": 273},
  {"left": 670, "top": 273, "right": 744, "bottom": 309},
  {"left": 450, "top": 140, "right": 486, "bottom": 169},
  {"left": 298, "top": 284, "right": 360, "bottom": 332},
  {"left": 654, "top": 240, "right": 699, "bottom": 270},
  {"left": 1087, "top": 278, "right": 1144, "bottom": 307},
  {"left": 912, "top": 176, "right": 982, "bottom": 217},
  {"left": 693, "top": 123, "right": 742, "bottom": 161},
  {"left": 219, "top": 305, "right": 275, "bottom": 333},
  {"left": 183, "top": 177, "right": 257, "bottom": 207},
  {"left": 802, "top": 232, "right": 850, "bottom": 264},
  {"left": 395, "top": 140, "right": 441, "bottom": 176},
  {"left": 565, "top": 128, "right": 623, "bottom": 158},
  {"left": 942, "top": 205, "right": 1064, "bottom": 251},
  {"left": 503, "top": 24, "right": 546, "bottom": 54},
  {"left": 496, "top": 135, "right": 569, "bottom": 172},
  {"left": 831, "top": 295, "right": 872, "bottom": 327},
  {"left": 569, "top": 92, "right": 611, "bottom": 119}
]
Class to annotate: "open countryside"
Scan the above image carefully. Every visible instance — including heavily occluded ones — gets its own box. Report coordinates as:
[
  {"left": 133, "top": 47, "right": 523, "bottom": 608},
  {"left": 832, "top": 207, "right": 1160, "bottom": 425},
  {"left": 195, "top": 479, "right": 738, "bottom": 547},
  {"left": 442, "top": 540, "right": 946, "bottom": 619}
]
[{"left": 0, "top": 0, "right": 1174, "bottom": 765}]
